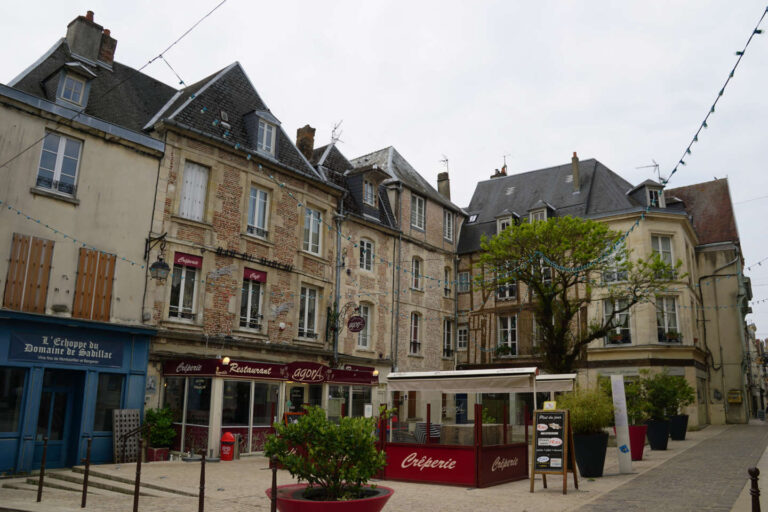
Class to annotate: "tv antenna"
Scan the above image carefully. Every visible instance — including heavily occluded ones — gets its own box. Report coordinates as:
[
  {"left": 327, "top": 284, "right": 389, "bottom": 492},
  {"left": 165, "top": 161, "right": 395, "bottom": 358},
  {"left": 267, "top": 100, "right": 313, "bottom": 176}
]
[
  {"left": 331, "top": 120, "right": 344, "bottom": 144},
  {"left": 636, "top": 159, "right": 663, "bottom": 182},
  {"left": 439, "top": 155, "right": 449, "bottom": 172}
]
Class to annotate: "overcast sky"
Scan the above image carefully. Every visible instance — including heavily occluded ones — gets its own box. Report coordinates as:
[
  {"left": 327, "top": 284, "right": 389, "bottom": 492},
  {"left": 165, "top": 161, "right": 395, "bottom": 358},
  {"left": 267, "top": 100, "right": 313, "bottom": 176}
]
[{"left": 2, "top": 1, "right": 767, "bottom": 333}]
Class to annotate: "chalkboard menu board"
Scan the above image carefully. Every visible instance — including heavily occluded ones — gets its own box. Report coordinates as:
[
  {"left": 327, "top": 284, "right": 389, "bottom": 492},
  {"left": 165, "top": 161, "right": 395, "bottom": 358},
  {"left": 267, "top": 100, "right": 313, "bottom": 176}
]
[
  {"left": 534, "top": 411, "right": 566, "bottom": 471},
  {"left": 530, "top": 409, "right": 578, "bottom": 495}
]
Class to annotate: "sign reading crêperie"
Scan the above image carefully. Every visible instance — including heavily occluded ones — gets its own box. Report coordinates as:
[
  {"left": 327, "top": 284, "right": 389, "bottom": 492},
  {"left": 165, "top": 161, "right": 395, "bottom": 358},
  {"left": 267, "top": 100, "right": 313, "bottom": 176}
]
[{"left": 347, "top": 315, "right": 366, "bottom": 333}]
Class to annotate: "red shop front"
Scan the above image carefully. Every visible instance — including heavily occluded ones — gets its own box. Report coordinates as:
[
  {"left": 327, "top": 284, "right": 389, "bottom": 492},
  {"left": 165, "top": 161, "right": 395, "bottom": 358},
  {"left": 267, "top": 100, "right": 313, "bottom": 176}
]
[
  {"left": 161, "top": 358, "right": 378, "bottom": 456},
  {"left": 381, "top": 368, "right": 540, "bottom": 487}
]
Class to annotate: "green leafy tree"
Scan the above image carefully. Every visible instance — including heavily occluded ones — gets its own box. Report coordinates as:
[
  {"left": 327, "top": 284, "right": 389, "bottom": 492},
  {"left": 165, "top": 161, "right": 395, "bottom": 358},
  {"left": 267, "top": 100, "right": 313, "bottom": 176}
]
[
  {"left": 264, "top": 406, "right": 386, "bottom": 501},
  {"left": 478, "top": 216, "right": 680, "bottom": 373},
  {"left": 143, "top": 407, "right": 177, "bottom": 447}
]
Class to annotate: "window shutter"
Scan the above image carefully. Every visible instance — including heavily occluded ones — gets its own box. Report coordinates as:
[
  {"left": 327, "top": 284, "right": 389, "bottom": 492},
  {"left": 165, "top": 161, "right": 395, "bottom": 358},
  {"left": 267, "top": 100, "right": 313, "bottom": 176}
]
[
  {"left": 180, "top": 162, "right": 208, "bottom": 222},
  {"left": 4, "top": 233, "right": 31, "bottom": 310},
  {"left": 73, "top": 248, "right": 116, "bottom": 321}
]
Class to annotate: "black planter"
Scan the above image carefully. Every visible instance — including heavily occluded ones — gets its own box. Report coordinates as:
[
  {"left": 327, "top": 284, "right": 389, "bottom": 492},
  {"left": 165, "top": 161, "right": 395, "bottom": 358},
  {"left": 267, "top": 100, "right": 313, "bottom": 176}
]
[
  {"left": 646, "top": 420, "right": 670, "bottom": 450},
  {"left": 669, "top": 414, "right": 689, "bottom": 440},
  {"left": 572, "top": 432, "right": 608, "bottom": 478}
]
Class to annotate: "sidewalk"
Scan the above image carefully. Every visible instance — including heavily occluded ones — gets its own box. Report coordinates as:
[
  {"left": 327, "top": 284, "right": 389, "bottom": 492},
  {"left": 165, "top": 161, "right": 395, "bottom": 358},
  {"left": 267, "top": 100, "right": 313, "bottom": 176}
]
[{"left": 0, "top": 424, "right": 763, "bottom": 512}]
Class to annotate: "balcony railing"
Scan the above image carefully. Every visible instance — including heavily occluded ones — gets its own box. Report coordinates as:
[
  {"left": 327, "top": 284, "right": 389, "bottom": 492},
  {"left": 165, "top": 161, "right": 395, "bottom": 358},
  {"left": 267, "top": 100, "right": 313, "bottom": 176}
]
[{"left": 239, "top": 314, "right": 263, "bottom": 330}]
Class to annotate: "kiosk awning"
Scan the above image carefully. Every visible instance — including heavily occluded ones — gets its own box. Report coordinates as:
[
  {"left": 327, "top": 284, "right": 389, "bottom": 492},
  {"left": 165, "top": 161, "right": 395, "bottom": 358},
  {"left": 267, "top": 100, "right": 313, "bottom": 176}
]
[
  {"left": 386, "top": 367, "right": 538, "bottom": 393},
  {"left": 535, "top": 373, "right": 577, "bottom": 393}
]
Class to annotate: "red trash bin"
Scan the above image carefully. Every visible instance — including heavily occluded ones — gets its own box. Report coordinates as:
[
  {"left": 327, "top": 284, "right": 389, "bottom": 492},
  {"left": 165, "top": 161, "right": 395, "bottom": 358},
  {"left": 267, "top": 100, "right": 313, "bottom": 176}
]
[{"left": 220, "top": 432, "right": 235, "bottom": 461}]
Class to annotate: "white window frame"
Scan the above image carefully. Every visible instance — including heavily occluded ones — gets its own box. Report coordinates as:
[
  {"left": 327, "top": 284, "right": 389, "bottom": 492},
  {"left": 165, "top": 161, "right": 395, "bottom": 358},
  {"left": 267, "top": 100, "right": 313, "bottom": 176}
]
[
  {"left": 443, "top": 210, "right": 454, "bottom": 241},
  {"left": 498, "top": 315, "right": 517, "bottom": 354},
  {"left": 303, "top": 207, "right": 322, "bottom": 255},
  {"left": 497, "top": 217, "right": 512, "bottom": 232},
  {"left": 443, "top": 319, "right": 453, "bottom": 358},
  {"left": 410, "top": 312, "right": 421, "bottom": 354},
  {"left": 411, "top": 194, "right": 425, "bottom": 230},
  {"left": 358, "top": 303, "right": 371, "bottom": 348},
  {"left": 532, "top": 320, "right": 543, "bottom": 348},
  {"left": 60, "top": 74, "right": 85, "bottom": 105},
  {"left": 603, "top": 247, "right": 628, "bottom": 283},
  {"left": 530, "top": 209, "right": 547, "bottom": 222},
  {"left": 648, "top": 188, "right": 665, "bottom": 208},
  {"left": 444, "top": 268, "right": 452, "bottom": 297},
  {"left": 179, "top": 161, "right": 209, "bottom": 222},
  {"left": 496, "top": 278, "right": 517, "bottom": 300},
  {"left": 411, "top": 257, "right": 422, "bottom": 290},
  {"left": 457, "top": 271, "right": 470, "bottom": 293},
  {"left": 363, "top": 180, "right": 376, "bottom": 206},
  {"left": 257, "top": 119, "right": 276, "bottom": 155},
  {"left": 240, "top": 278, "right": 263, "bottom": 329},
  {"left": 169, "top": 264, "right": 198, "bottom": 320},
  {"left": 651, "top": 234, "right": 675, "bottom": 279},
  {"left": 36, "top": 132, "right": 82, "bottom": 196},
  {"left": 298, "top": 285, "right": 319, "bottom": 339},
  {"left": 604, "top": 299, "right": 631, "bottom": 345},
  {"left": 457, "top": 326, "right": 469, "bottom": 350},
  {"left": 656, "top": 296, "right": 679, "bottom": 343},
  {"left": 247, "top": 186, "right": 269, "bottom": 239},
  {"left": 360, "top": 239, "right": 374, "bottom": 271}
]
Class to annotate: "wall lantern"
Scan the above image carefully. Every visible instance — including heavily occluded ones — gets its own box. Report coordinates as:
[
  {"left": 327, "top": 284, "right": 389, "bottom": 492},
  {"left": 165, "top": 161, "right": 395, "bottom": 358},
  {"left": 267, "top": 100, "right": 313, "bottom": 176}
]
[{"left": 145, "top": 232, "right": 169, "bottom": 280}]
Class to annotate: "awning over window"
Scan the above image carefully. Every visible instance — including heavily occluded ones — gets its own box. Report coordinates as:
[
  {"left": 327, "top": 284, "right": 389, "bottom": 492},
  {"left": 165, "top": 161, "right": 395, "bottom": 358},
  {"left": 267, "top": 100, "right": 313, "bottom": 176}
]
[{"left": 386, "top": 367, "right": 539, "bottom": 393}]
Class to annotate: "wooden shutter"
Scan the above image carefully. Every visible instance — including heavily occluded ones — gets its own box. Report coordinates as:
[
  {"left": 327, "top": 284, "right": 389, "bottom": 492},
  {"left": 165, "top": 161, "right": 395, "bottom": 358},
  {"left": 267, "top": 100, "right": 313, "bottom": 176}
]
[
  {"left": 3, "top": 233, "right": 54, "bottom": 313},
  {"left": 73, "top": 248, "right": 116, "bottom": 321},
  {"left": 180, "top": 162, "right": 208, "bottom": 222}
]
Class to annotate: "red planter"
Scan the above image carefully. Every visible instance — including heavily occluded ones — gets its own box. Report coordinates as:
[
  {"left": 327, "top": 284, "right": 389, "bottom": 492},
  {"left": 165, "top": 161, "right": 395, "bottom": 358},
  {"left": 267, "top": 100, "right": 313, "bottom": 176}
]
[
  {"left": 147, "top": 447, "right": 169, "bottom": 462},
  {"left": 266, "top": 484, "right": 394, "bottom": 512},
  {"left": 628, "top": 425, "right": 647, "bottom": 461}
]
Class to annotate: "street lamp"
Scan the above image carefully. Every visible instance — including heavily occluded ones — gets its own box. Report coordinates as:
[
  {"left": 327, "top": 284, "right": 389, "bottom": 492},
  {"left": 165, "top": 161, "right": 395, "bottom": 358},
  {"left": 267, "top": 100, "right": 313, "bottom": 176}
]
[{"left": 149, "top": 257, "right": 170, "bottom": 280}]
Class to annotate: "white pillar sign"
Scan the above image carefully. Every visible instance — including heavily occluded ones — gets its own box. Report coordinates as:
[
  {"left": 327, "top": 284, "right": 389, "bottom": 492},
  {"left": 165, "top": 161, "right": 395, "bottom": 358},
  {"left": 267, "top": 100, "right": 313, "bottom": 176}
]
[{"left": 610, "top": 374, "right": 632, "bottom": 474}]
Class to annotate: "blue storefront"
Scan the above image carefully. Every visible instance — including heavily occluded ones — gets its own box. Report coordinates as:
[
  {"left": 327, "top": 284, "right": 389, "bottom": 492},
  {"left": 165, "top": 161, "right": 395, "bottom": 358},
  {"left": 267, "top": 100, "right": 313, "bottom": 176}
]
[{"left": 0, "top": 311, "right": 153, "bottom": 475}]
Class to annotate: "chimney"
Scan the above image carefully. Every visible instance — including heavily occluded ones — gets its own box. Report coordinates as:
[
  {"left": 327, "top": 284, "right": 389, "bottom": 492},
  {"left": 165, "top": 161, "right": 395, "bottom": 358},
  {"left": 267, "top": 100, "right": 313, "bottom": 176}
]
[
  {"left": 98, "top": 28, "right": 117, "bottom": 66},
  {"left": 571, "top": 152, "right": 580, "bottom": 193},
  {"left": 296, "top": 125, "right": 315, "bottom": 161},
  {"left": 437, "top": 172, "right": 451, "bottom": 199},
  {"left": 66, "top": 11, "right": 104, "bottom": 62}
]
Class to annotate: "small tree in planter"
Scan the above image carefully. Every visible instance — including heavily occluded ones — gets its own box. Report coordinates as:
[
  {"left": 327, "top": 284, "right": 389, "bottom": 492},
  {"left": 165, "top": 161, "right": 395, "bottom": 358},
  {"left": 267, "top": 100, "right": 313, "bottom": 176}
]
[
  {"left": 558, "top": 388, "right": 613, "bottom": 478},
  {"left": 669, "top": 376, "right": 695, "bottom": 441},
  {"left": 641, "top": 371, "right": 679, "bottom": 450},
  {"left": 143, "top": 407, "right": 176, "bottom": 461},
  {"left": 264, "top": 406, "right": 393, "bottom": 511}
]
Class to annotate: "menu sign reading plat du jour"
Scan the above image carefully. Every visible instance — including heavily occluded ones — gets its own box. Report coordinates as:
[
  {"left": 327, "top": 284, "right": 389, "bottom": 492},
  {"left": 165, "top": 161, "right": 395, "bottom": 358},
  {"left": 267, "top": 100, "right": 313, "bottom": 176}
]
[{"left": 534, "top": 411, "right": 565, "bottom": 471}]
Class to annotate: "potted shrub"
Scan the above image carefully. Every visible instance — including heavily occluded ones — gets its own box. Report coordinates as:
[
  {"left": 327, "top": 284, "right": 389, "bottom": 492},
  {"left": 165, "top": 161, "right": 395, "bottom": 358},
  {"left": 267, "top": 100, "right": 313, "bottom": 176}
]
[
  {"left": 495, "top": 344, "right": 512, "bottom": 357},
  {"left": 669, "top": 376, "right": 695, "bottom": 441},
  {"left": 558, "top": 388, "right": 613, "bottom": 478},
  {"left": 143, "top": 407, "right": 176, "bottom": 462},
  {"left": 664, "top": 329, "right": 681, "bottom": 343},
  {"left": 264, "top": 406, "right": 394, "bottom": 512},
  {"left": 641, "top": 371, "right": 678, "bottom": 450}
]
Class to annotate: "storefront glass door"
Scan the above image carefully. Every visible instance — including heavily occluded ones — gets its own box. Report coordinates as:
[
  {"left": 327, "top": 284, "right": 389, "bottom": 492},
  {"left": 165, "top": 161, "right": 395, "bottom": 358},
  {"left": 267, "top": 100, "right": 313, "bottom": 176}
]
[{"left": 33, "top": 370, "right": 83, "bottom": 469}]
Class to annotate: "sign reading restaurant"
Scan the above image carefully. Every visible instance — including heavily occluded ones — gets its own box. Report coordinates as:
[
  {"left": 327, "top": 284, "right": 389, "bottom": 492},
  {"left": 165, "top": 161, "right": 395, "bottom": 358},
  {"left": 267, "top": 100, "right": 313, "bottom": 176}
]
[{"left": 9, "top": 333, "right": 124, "bottom": 367}]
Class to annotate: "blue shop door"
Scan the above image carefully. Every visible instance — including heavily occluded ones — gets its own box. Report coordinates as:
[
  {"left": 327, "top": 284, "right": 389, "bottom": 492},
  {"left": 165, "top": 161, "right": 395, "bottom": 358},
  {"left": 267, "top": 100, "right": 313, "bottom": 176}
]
[{"left": 33, "top": 370, "right": 83, "bottom": 469}]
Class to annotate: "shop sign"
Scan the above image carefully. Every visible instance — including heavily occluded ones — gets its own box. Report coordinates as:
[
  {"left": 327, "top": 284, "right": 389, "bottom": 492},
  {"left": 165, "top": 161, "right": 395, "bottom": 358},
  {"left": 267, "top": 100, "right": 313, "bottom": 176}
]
[
  {"left": 174, "top": 252, "right": 202, "bottom": 268},
  {"left": 9, "top": 333, "right": 123, "bottom": 368},
  {"left": 384, "top": 445, "right": 476, "bottom": 485},
  {"left": 287, "top": 361, "right": 328, "bottom": 383},
  {"left": 328, "top": 368, "right": 378, "bottom": 385},
  {"left": 164, "top": 359, "right": 286, "bottom": 380},
  {"left": 347, "top": 315, "right": 366, "bottom": 333},
  {"left": 477, "top": 444, "right": 527, "bottom": 485}
]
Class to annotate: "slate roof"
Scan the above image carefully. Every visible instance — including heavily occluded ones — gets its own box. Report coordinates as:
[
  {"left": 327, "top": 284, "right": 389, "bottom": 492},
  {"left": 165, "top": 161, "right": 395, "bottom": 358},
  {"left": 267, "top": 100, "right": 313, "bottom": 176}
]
[
  {"left": 152, "top": 62, "right": 322, "bottom": 182},
  {"left": 666, "top": 179, "right": 739, "bottom": 246},
  {"left": 458, "top": 158, "right": 675, "bottom": 254},
  {"left": 10, "top": 39, "right": 177, "bottom": 133},
  {"left": 350, "top": 147, "right": 464, "bottom": 214},
  {"left": 312, "top": 143, "right": 398, "bottom": 230}
]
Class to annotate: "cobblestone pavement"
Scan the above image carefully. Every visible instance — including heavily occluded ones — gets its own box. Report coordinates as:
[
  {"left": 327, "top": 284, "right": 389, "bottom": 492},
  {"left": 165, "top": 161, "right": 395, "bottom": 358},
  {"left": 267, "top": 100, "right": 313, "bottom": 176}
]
[
  {"left": 0, "top": 424, "right": 764, "bottom": 512},
  {"left": 576, "top": 424, "right": 768, "bottom": 512}
]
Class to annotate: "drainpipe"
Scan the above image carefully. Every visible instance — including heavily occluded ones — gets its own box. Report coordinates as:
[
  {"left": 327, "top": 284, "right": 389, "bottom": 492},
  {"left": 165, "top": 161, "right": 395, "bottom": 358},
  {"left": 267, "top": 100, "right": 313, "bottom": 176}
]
[
  {"left": 333, "top": 190, "right": 348, "bottom": 368},
  {"left": 140, "top": 131, "right": 167, "bottom": 322},
  {"left": 454, "top": 250, "right": 460, "bottom": 370},
  {"left": 392, "top": 182, "right": 404, "bottom": 372}
]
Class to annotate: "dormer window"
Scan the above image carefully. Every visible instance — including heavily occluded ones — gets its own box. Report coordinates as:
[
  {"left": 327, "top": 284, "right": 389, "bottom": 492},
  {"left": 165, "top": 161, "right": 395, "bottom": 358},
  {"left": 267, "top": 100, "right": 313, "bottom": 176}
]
[
  {"left": 257, "top": 119, "right": 276, "bottom": 155},
  {"left": 648, "top": 188, "right": 664, "bottom": 208},
  {"left": 498, "top": 217, "right": 512, "bottom": 232},
  {"left": 530, "top": 209, "right": 547, "bottom": 222},
  {"left": 60, "top": 75, "right": 86, "bottom": 105},
  {"left": 363, "top": 180, "right": 376, "bottom": 206}
]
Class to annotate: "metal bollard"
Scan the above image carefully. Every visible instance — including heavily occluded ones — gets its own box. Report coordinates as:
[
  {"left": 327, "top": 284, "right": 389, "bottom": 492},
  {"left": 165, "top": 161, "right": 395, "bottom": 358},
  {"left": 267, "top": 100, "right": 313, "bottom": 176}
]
[
  {"left": 133, "top": 439, "right": 144, "bottom": 512},
  {"left": 36, "top": 436, "right": 49, "bottom": 502},
  {"left": 198, "top": 452, "right": 206, "bottom": 512},
  {"left": 750, "top": 467, "right": 761, "bottom": 512},
  {"left": 81, "top": 437, "right": 92, "bottom": 508},
  {"left": 271, "top": 455, "right": 278, "bottom": 512}
]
